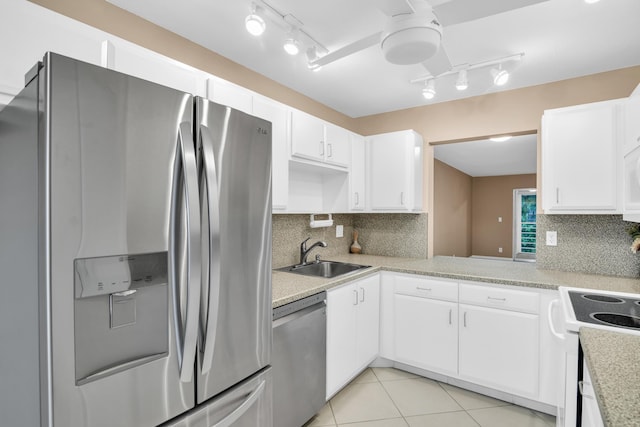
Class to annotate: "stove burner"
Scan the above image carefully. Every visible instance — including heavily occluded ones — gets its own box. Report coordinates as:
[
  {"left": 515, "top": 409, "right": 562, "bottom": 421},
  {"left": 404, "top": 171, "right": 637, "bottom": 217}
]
[
  {"left": 590, "top": 312, "right": 640, "bottom": 330},
  {"left": 581, "top": 294, "right": 625, "bottom": 304}
]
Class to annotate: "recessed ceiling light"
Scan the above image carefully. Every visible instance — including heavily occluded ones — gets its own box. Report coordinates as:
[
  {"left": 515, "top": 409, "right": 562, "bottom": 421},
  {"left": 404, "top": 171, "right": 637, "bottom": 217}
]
[{"left": 584, "top": 0, "right": 600, "bottom": 3}]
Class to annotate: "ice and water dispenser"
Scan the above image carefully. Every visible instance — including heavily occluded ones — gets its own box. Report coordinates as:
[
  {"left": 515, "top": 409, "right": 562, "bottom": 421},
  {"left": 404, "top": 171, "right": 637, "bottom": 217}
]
[{"left": 73, "top": 252, "right": 168, "bottom": 385}]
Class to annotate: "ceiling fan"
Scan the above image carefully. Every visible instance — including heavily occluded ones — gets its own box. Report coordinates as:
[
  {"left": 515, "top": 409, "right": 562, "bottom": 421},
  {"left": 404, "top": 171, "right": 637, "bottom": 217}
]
[{"left": 309, "top": 0, "right": 548, "bottom": 77}]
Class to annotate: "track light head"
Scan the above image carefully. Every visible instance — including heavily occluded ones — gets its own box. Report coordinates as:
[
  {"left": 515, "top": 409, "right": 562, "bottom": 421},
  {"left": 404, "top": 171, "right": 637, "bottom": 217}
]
[
  {"left": 422, "top": 80, "right": 436, "bottom": 100},
  {"left": 491, "top": 66, "right": 509, "bottom": 86},
  {"left": 245, "top": 4, "right": 266, "bottom": 36},
  {"left": 283, "top": 28, "right": 300, "bottom": 55},
  {"left": 455, "top": 69, "right": 468, "bottom": 91}
]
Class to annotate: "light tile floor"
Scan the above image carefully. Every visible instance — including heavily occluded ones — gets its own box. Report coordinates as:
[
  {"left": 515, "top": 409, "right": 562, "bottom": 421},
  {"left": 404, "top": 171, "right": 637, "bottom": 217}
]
[{"left": 304, "top": 368, "right": 556, "bottom": 427}]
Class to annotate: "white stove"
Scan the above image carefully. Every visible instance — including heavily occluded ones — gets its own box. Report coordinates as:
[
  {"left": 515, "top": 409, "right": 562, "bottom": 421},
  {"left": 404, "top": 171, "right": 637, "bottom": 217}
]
[{"left": 550, "top": 287, "right": 640, "bottom": 427}]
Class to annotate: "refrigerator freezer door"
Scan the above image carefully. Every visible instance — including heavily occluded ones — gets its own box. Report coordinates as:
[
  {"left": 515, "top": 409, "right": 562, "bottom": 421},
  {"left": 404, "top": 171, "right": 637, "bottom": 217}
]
[
  {"left": 163, "top": 368, "right": 272, "bottom": 427},
  {"left": 46, "top": 53, "right": 195, "bottom": 427},
  {"left": 196, "top": 99, "right": 272, "bottom": 402}
]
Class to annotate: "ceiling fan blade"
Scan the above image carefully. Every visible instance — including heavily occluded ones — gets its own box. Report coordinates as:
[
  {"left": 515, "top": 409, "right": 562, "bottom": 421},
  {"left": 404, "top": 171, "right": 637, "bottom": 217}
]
[
  {"left": 372, "top": 0, "right": 414, "bottom": 17},
  {"left": 421, "top": 46, "right": 452, "bottom": 77},
  {"left": 433, "top": 0, "right": 549, "bottom": 27},
  {"left": 312, "top": 32, "right": 383, "bottom": 68}
]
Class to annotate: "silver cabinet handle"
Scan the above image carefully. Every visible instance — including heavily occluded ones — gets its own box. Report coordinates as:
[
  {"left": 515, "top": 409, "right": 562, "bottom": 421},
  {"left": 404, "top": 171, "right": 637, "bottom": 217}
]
[
  {"left": 327, "top": 143, "right": 333, "bottom": 158},
  {"left": 353, "top": 289, "right": 358, "bottom": 305},
  {"left": 169, "top": 121, "right": 202, "bottom": 383},
  {"left": 487, "top": 296, "right": 506, "bottom": 302},
  {"left": 416, "top": 287, "right": 432, "bottom": 291},
  {"left": 319, "top": 141, "right": 325, "bottom": 156},
  {"left": 360, "top": 287, "right": 365, "bottom": 303},
  {"left": 463, "top": 311, "right": 467, "bottom": 327},
  {"left": 449, "top": 309, "right": 452, "bottom": 325},
  {"left": 199, "top": 124, "right": 222, "bottom": 375},
  {"left": 355, "top": 192, "right": 360, "bottom": 206},
  {"left": 556, "top": 187, "right": 560, "bottom": 204},
  {"left": 400, "top": 191, "right": 405, "bottom": 205},
  {"left": 213, "top": 380, "right": 266, "bottom": 427}
]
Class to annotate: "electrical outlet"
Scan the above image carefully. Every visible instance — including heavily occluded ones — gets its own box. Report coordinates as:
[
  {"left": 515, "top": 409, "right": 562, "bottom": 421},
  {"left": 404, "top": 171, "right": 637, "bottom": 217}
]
[
  {"left": 498, "top": 217, "right": 502, "bottom": 223},
  {"left": 546, "top": 231, "right": 558, "bottom": 246},
  {"left": 336, "top": 225, "right": 343, "bottom": 238},
  {"left": 498, "top": 247, "right": 503, "bottom": 253}
]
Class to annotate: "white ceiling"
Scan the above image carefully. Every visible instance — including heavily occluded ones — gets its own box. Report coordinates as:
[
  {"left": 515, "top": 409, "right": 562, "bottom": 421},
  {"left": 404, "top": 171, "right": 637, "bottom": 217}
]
[
  {"left": 106, "top": 0, "right": 640, "bottom": 118},
  {"left": 434, "top": 134, "right": 537, "bottom": 177}
]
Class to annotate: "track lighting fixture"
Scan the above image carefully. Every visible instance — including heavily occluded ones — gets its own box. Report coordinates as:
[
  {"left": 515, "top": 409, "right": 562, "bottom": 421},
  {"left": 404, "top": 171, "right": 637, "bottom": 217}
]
[
  {"left": 306, "top": 47, "right": 322, "bottom": 71},
  {"left": 491, "top": 65, "right": 509, "bottom": 86},
  {"left": 283, "top": 29, "right": 300, "bottom": 55},
  {"left": 245, "top": 4, "right": 266, "bottom": 37},
  {"left": 422, "top": 80, "right": 436, "bottom": 100},
  {"left": 455, "top": 69, "right": 468, "bottom": 91}
]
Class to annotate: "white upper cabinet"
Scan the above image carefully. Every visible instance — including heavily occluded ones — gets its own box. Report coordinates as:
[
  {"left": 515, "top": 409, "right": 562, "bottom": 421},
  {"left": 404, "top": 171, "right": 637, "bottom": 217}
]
[
  {"left": 252, "top": 96, "right": 289, "bottom": 211},
  {"left": 349, "top": 134, "right": 366, "bottom": 211},
  {"left": 368, "top": 130, "right": 424, "bottom": 212},
  {"left": 290, "top": 109, "right": 350, "bottom": 168},
  {"left": 101, "top": 40, "right": 207, "bottom": 97},
  {"left": 542, "top": 99, "right": 622, "bottom": 214},
  {"left": 207, "top": 78, "right": 253, "bottom": 114},
  {"left": 324, "top": 123, "right": 350, "bottom": 168},
  {"left": 623, "top": 95, "right": 640, "bottom": 222}
]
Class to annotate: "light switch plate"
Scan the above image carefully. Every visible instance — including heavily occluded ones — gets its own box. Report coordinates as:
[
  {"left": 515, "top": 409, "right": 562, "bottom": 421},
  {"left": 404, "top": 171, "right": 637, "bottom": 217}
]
[
  {"left": 546, "top": 231, "right": 558, "bottom": 246},
  {"left": 336, "top": 225, "right": 343, "bottom": 238}
]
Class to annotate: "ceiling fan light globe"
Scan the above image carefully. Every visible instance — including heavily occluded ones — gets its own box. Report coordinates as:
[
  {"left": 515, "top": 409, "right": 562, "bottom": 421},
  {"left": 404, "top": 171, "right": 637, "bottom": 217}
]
[
  {"left": 245, "top": 14, "right": 265, "bottom": 36},
  {"left": 381, "top": 15, "right": 442, "bottom": 65}
]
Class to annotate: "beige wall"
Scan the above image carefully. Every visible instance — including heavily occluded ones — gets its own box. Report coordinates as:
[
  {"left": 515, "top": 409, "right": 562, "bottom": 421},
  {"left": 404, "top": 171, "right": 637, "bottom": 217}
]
[
  {"left": 433, "top": 160, "right": 472, "bottom": 257},
  {"left": 471, "top": 174, "right": 536, "bottom": 258}
]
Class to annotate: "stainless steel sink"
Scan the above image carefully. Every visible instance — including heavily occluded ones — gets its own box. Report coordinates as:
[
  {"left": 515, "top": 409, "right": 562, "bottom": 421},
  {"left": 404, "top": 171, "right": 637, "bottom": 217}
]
[{"left": 278, "top": 261, "right": 371, "bottom": 278}]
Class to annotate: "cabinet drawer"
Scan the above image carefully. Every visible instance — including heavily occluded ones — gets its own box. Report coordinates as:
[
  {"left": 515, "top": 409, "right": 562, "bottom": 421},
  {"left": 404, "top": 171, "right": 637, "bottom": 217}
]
[
  {"left": 395, "top": 275, "right": 457, "bottom": 302},
  {"left": 459, "top": 283, "right": 539, "bottom": 314}
]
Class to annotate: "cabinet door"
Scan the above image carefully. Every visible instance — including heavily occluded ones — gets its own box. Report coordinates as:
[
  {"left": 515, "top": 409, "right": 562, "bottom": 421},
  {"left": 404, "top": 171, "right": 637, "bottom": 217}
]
[
  {"left": 325, "top": 123, "right": 350, "bottom": 168},
  {"left": 394, "top": 294, "right": 458, "bottom": 376},
  {"left": 350, "top": 134, "right": 366, "bottom": 210},
  {"left": 459, "top": 304, "right": 539, "bottom": 397},
  {"left": 369, "top": 133, "right": 411, "bottom": 210},
  {"left": 207, "top": 79, "right": 252, "bottom": 114},
  {"left": 542, "top": 102, "right": 619, "bottom": 213},
  {"left": 355, "top": 275, "right": 380, "bottom": 370},
  {"left": 624, "top": 96, "right": 640, "bottom": 155},
  {"left": 290, "top": 109, "right": 325, "bottom": 162},
  {"left": 252, "top": 97, "right": 289, "bottom": 211},
  {"left": 326, "top": 284, "right": 357, "bottom": 399},
  {"left": 102, "top": 39, "right": 205, "bottom": 96}
]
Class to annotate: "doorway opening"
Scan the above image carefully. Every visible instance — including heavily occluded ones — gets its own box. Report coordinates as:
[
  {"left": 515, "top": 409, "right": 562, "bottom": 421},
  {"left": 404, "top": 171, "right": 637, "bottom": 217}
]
[{"left": 513, "top": 188, "right": 536, "bottom": 262}]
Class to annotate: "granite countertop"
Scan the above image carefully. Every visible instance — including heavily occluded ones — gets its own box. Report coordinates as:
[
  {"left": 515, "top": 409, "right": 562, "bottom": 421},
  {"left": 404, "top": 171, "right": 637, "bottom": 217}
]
[
  {"left": 272, "top": 255, "right": 640, "bottom": 308},
  {"left": 580, "top": 328, "right": 640, "bottom": 427}
]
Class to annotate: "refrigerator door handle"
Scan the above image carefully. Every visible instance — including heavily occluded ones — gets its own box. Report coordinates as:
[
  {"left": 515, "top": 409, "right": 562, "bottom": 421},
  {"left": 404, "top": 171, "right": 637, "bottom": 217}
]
[
  {"left": 198, "top": 125, "right": 222, "bottom": 374},
  {"left": 212, "top": 379, "right": 266, "bottom": 427},
  {"left": 169, "top": 121, "right": 202, "bottom": 383}
]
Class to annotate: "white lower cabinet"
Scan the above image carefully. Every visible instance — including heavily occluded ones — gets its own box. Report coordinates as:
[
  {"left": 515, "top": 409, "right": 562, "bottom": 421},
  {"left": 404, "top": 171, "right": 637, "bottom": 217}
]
[
  {"left": 384, "top": 273, "right": 552, "bottom": 405},
  {"left": 395, "top": 295, "right": 458, "bottom": 376},
  {"left": 326, "top": 274, "right": 380, "bottom": 399},
  {"left": 580, "top": 361, "right": 604, "bottom": 427},
  {"left": 458, "top": 303, "right": 539, "bottom": 397}
]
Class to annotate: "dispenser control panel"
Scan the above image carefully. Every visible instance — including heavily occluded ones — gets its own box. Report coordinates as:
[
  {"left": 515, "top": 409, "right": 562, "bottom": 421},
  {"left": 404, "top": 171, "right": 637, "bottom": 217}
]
[{"left": 74, "top": 252, "right": 167, "bottom": 298}]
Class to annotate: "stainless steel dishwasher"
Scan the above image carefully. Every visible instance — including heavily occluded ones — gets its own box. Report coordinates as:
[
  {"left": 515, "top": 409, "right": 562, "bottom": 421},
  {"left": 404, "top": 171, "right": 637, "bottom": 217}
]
[{"left": 272, "top": 292, "right": 326, "bottom": 427}]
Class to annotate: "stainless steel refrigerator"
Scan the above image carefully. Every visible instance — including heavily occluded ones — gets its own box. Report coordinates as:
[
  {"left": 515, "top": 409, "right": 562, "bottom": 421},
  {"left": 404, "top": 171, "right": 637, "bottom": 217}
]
[{"left": 0, "top": 52, "right": 272, "bottom": 427}]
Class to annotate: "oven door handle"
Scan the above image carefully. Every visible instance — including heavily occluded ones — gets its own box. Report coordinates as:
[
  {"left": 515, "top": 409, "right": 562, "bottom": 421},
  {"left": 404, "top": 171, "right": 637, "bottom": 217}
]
[{"left": 548, "top": 299, "right": 566, "bottom": 341}]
